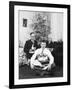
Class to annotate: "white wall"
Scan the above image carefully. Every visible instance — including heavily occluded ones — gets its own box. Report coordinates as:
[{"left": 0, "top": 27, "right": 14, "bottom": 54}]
[
  {"left": 19, "top": 11, "right": 34, "bottom": 45},
  {"left": 49, "top": 13, "right": 63, "bottom": 41}
]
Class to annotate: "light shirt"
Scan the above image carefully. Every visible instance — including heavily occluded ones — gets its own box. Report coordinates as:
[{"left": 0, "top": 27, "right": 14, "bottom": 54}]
[{"left": 30, "top": 48, "right": 54, "bottom": 66}]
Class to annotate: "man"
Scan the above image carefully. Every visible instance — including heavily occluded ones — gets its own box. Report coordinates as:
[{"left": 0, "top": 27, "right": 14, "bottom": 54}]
[
  {"left": 30, "top": 40, "right": 55, "bottom": 76},
  {"left": 24, "top": 32, "right": 38, "bottom": 59}
]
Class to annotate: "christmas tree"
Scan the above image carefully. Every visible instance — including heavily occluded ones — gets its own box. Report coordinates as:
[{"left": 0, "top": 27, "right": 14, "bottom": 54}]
[{"left": 31, "top": 12, "right": 51, "bottom": 40}]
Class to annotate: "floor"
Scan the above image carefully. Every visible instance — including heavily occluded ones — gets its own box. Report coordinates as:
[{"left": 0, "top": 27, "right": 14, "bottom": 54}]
[{"left": 19, "top": 64, "right": 63, "bottom": 79}]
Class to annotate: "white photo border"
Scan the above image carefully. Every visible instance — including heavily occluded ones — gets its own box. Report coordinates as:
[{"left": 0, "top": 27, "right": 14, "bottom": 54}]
[{"left": 14, "top": 5, "right": 68, "bottom": 85}]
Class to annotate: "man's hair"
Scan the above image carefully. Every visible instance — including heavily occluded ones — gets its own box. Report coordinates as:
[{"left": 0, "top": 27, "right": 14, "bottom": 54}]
[
  {"left": 30, "top": 32, "right": 35, "bottom": 35},
  {"left": 35, "top": 31, "right": 41, "bottom": 34},
  {"left": 41, "top": 40, "right": 46, "bottom": 43}
]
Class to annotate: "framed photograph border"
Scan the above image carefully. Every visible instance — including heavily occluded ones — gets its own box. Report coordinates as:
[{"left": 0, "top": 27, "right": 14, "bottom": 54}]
[{"left": 9, "top": 1, "right": 70, "bottom": 89}]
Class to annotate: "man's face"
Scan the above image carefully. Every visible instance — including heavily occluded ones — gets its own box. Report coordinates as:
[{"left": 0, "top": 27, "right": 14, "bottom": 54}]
[
  {"left": 41, "top": 42, "right": 46, "bottom": 49},
  {"left": 36, "top": 33, "right": 41, "bottom": 36},
  {"left": 30, "top": 33, "right": 35, "bottom": 40}
]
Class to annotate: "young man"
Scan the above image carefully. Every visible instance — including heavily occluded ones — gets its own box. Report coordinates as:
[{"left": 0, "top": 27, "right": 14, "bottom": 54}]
[
  {"left": 24, "top": 32, "right": 38, "bottom": 59},
  {"left": 30, "top": 40, "right": 55, "bottom": 76}
]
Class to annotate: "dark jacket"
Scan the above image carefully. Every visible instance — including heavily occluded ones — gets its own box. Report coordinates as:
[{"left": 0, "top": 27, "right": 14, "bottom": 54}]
[{"left": 24, "top": 39, "right": 38, "bottom": 59}]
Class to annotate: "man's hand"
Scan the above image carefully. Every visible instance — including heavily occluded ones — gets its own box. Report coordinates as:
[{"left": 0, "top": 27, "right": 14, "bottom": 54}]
[
  {"left": 47, "top": 64, "right": 51, "bottom": 70},
  {"left": 30, "top": 64, "right": 34, "bottom": 69},
  {"left": 29, "top": 49, "right": 35, "bottom": 53},
  {"left": 29, "top": 49, "right": 32, "bottom": 52},
  {"left": 42, "top": 64, "right": 51, "bottom": 70}
]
